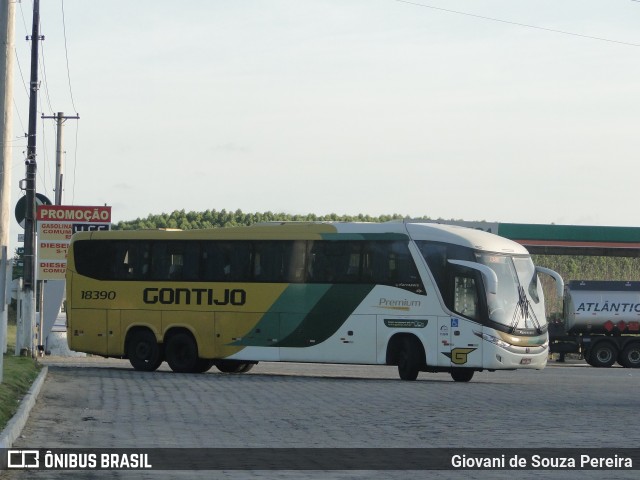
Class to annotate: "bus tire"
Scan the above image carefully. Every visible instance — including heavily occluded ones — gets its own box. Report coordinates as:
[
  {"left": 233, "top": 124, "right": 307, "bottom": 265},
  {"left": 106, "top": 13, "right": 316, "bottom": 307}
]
[
  {"left": 126, "top": 330, "right": 163, "bottom": 372},
  {"left": 165, "top": 332, "right": 199, "bottom": 373},
  {"left": 619, "top": 342, "right": 640, "bottom": 368},
  {"left": 192, "top": 359, "right": 215, "bottom": 373},
  {"left": 397, "top": 337, "right": 421, "bottom": 381},
  {"left": 450, "top": 368, "right": 474, "bottom": 382},
  {"left": 588, "top": 342, "right": 617, "bottom": 368},
  {"left": 237, "top": 363, "right": 255, "bottom": 373},
  {"left": 216, "top": 360, "right": 255, "bottom": 374}
]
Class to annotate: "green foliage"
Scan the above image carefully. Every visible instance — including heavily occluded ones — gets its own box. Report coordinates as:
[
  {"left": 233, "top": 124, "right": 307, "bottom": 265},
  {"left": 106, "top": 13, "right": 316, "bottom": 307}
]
[
  {"left": 533, "top": 254, "right": 640, "bottom": 317},
  {"left": 0, "top": 324, "right": 42, "bottom": 430},
  {"left": 532, "top": 255, "right": 640, "bottom": 283},
  {"left": 114, "top": 209, "right": 423, "bottom": 230}
]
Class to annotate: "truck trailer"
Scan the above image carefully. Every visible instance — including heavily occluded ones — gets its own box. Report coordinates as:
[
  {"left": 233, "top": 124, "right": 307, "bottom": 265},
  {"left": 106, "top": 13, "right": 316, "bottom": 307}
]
[{"left": 549, "top": 280, "right": 640, "bottom": 368}]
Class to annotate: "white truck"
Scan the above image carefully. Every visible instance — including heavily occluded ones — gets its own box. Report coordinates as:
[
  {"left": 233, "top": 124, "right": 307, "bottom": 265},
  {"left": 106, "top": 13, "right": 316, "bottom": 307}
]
[{"left": 549, "top": 280, "right": 640, "bottom": 368}]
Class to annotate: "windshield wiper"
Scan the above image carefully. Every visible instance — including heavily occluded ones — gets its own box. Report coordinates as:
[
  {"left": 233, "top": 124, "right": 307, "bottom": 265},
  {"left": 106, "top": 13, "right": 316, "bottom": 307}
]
[{"left": 510, "top": 285, "right": 542, "bottom": 334}]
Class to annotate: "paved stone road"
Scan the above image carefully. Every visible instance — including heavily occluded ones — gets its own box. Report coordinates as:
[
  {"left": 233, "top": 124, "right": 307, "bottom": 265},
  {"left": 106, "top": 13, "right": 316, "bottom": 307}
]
[{"left": 2, "top": 358, "right": 639, "bottom": 479}]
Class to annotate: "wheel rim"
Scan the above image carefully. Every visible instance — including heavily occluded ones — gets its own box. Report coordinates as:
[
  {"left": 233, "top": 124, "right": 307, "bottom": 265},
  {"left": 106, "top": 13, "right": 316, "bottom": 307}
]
[
  {"left": 175, "top": 344, "right": 189, "bottom": 363},
  {"left": 172, "top": 342, "right": 191, "bottom": 368},
  {"left": 167, "top": 334, "right": 197, "bottom": 372},
  {"left": 135, "top": 342, "right": 151, "bottom": 361},
  {"left": 627, "top": 347, "right": 640, "bottom": 365},
  {"left": 596, "top": 348, "right": 613, "bottom": 364}
]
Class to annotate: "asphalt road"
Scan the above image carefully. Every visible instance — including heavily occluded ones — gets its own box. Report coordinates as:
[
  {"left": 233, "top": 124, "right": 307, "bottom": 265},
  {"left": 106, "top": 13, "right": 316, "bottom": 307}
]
[{"left": 2, "top": 357, "right": 639, "bottom": 480}]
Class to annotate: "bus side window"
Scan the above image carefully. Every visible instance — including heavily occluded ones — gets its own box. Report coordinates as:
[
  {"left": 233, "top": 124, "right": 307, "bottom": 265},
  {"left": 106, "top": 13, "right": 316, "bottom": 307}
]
[
  {"left": 452, "top": 274, "right": 479, "bottom": 321},
  {"left": 167, "top": 243, "right": 185, "bottom": 280},
  {"left": 181, "top": 242, "right": 200, "bottom": 281},
  {"left": 253, "top": 241, "right": 284, "bottom": 282},
  {"left": 151, "top": 242, "right": 170, "bottom": 280},
  {"left": 115, "top": 243, "right": 137, "bottom": 279},
  {"left": 200, "top": 242, "right": 227, "bottom": 281},
  {"left": 307, "top": 241, "right": 355, "bottom": 283},
  {"left": 363, "top": 241, "right": 422, "bottom": 292},
  {"left": 331, "top": 242, "right": 360, "bottom": 283},
  {"left": 307, "top": 242, "right": 330, "bottom": 282},
  {"left": 129, "top": 242, "right": 151, "bottom": 280},
  {"left": 226, "top": 242, "right": 252, "bottom": 281},
  {"left": 287, "top": 241, "right": 306, "bottom": 283},
  {"left": 75, "top": 240, "right": 112, "bottom": 280}
]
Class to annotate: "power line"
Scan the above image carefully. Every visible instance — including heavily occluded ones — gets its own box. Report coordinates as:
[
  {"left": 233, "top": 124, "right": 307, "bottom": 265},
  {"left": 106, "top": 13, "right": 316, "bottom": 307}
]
[
  {"left": 12, "top": 98, "right": 26, "bottom": 137},
  {"left": 394, "top": 0, "right": 640, "bottom": 47},
  {"left": 18, "top": 0, "right": 28, "bottom": 32},
  {"left": 61, "top": 0, "right": 80, "bottom": 203},
  {"left": 13, "top": 49, "right": 29, "bottom": 100},
  {"left": 61, "top": 0, "right": 78, "bottom": 113},
  {"left": 39, "top": 42, "right": 55, "bottom": 114}
]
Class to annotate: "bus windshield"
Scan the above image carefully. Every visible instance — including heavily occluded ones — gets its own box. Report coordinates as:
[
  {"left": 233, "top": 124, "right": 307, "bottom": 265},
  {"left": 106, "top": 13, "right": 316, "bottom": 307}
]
[
  {"left": 416, "top": 240, "right": 546, "bottom": 333},
  {"left": 476, "top": 253, "right": 545, "bottom": 332}
]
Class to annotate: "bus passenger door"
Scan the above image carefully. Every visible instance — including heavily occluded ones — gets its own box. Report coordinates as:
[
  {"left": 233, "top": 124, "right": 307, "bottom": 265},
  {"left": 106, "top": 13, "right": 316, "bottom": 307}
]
[{"left": 437, "top": 268, "right": 484, "bottom": 368}]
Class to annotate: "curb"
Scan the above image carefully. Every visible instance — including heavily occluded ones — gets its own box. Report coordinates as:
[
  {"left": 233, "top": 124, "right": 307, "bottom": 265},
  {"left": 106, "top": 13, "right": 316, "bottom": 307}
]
[{"left": 0, "top": 366, "right": 48, "bottom": 448}]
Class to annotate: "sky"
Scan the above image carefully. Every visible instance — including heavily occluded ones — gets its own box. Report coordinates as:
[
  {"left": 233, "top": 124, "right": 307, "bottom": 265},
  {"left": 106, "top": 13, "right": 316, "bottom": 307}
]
[{"left": 7, "top": 0, "right": 640, "bottom": 248}]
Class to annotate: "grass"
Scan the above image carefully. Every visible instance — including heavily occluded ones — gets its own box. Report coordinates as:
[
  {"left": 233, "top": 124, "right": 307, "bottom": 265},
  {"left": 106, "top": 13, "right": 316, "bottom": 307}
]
[{"left": 0, "top": 321, "right": 42, "bottom": 431}]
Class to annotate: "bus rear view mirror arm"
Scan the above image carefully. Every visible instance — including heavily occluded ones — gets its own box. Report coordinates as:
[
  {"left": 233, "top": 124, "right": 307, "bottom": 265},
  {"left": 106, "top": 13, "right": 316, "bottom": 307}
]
[
  {"left": 447, "top": 259, "right": 498, "bottom": 295},
  {"left": 535, "top": 266, "right": 564, "bottom": 297}
]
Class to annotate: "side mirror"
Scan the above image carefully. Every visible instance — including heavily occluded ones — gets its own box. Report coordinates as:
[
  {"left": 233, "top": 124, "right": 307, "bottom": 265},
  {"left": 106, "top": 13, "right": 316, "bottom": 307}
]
[{"left": 535, "top": 266, "right": 564, "bottom": 297}]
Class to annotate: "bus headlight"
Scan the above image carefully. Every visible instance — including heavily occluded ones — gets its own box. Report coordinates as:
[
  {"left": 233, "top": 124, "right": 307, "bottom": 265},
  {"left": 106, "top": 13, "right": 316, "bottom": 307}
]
[
  {"left": 474, "top": 330, "right": 510, "bottom": 349},
  {"left": 474, "top": 330, "right": 549, "bottom": 353}
]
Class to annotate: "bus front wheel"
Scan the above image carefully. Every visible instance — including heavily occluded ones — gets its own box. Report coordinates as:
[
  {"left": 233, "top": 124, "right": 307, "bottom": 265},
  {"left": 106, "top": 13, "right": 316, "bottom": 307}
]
[
  {"left": 397, "top": 337, "right": 421, "bottom": 381},
  {"left": 450, "top": 368, "right": 474, "bottom": 382},
  {"left": 165, "top": 332, "right": 199, "bottom": 373},
  {"left": 127, "top": 330, "right": 163, "bottom": 372}
]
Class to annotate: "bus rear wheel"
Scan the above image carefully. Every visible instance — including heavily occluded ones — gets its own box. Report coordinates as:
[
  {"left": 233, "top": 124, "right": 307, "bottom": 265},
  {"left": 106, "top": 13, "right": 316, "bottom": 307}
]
[
  {"left": 215, "top": 360, "right": 255, "bottom": 374},
  {"left": 192, "top": 359, "right": 215, "bottom": 373},
  {"left": 127, "top": 330, "right": 163, "bottom": 372},
  {"left": 165, "top": 332, "right": 199, "bottom": 373}
]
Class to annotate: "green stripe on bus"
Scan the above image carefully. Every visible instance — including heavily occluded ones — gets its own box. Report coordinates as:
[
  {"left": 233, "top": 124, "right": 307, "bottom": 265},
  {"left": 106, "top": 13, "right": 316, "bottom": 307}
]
[
  {"left": 231, "top": 284, "right": 330, "bottom": 348},
  {"left": 276, "top": 284, "right": 375, "bottom": 348},
  {"left": 229, "top": 284, "right": 375, "bottom": 349},
  {"left": 319, "top": 233, "right": 409, "bottom": 241}
]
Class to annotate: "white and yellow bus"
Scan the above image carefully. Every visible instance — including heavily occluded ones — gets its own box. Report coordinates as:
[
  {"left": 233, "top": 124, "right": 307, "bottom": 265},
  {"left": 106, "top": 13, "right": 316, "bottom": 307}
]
[{"left": 65, "top": 221, "right": 562, "bottom": 381}]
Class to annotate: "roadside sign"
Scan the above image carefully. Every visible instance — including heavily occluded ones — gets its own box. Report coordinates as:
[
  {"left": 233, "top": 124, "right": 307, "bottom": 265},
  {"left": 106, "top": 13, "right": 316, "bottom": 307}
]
[
  {"left": 14, "top": 193, "right": 52, "bottom": 228},
  {"left": 36, "top": 205, "right": 112, "bottom": 280}
]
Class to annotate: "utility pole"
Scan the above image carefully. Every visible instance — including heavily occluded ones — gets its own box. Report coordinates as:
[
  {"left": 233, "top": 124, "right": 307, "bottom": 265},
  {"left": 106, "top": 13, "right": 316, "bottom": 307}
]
[
  {"left": 20, "top": 0, "right": 41, "bottom": 356},
  {"left": 0, "top": 0, "right": 16, "bottom": 380},
  {"left": 42, "top": 112, "right": 79, "bottom": 205},
  {"left": 39, "top": 112, "right": 77, "bottom": 355}
]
